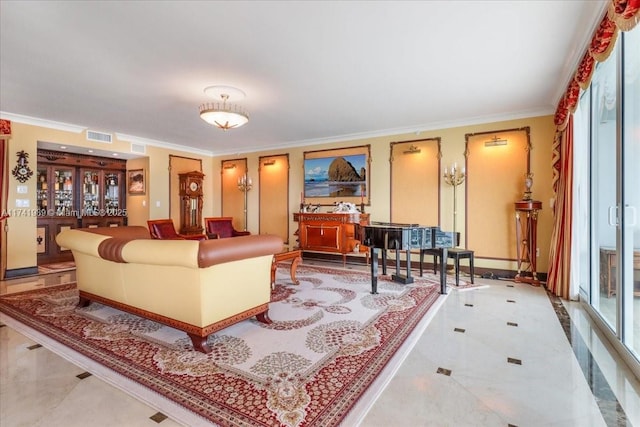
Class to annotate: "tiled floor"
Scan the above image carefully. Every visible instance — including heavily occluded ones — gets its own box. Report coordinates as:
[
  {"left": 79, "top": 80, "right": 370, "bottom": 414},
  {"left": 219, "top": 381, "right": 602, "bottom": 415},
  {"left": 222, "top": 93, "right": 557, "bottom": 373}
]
[{"left": 1, "top": 264, "right": 639, "bottom": 426}]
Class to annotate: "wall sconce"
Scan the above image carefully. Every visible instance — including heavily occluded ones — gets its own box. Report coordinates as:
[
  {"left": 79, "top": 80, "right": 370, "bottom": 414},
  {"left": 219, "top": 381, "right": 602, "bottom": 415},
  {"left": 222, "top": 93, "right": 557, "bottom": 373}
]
[
  {"left": 484, "top": 136, "right": 508, "bottom": 147},
  {"left": 263, "top": 159, "right": 276, "bottom": 166},
  {"left": 403, "top": 144, "right": 421, "bottom": 154},
  {"left": 223, "top": 163, "right": 236, "bottom": 169}
]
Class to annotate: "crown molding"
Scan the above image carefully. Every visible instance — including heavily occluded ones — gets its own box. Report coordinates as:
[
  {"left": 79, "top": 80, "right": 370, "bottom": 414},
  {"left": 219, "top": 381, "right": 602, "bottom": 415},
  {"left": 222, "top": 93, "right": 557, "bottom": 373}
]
[
  {"left": 115, "top": 133, "right": 213, "bottom": 157},
  {"left": 0, "top": 111, "right": 86, "bottom": 133},
  {"left": 208, "top": 107, "right": 554, "bottom": 156},
  {"left": 0, "top": 111, "right": 213, "bottom": 158}
]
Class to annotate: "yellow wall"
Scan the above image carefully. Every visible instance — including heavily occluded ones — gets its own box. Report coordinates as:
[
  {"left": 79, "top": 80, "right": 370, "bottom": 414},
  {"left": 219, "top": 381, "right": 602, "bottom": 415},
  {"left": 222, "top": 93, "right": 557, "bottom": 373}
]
[
  {"left": 4, "top": 122, "right": 214, "bottom": 270},
  {"left": 5, "top": 114, "right": 554, "bottom": 275},
  {"left": 213, "top": 114, "right": 556, "bottom": 273}
]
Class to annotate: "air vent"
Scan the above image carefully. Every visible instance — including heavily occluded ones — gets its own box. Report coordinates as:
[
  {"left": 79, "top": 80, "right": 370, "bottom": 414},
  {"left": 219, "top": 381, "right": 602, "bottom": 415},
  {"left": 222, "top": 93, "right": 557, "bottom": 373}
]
[
  {"left": 131, "top": 143, "right": 146, "bottom": 154},
  {"left": 86, "top": 130, "right": 112, "bottom": 143}
]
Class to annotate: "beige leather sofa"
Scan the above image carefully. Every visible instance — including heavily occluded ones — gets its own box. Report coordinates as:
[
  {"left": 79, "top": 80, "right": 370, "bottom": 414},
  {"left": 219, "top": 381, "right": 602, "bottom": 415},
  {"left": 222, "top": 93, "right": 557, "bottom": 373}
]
[{"left": 56, "top": 226, "right": 283, "bottom": 353}]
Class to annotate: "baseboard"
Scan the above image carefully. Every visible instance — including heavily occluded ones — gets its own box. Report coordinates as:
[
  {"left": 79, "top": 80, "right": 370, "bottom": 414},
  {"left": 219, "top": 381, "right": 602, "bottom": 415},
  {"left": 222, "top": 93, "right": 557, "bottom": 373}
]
[{"left": 299, "top": 250, "right": 547, "bottom": 283}]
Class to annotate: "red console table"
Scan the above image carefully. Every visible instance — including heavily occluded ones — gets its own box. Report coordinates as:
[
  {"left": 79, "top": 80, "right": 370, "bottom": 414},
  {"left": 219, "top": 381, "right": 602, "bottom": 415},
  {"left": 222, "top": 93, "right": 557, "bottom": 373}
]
[
  {"left": 514, "top": 200, "right": 542, "bottom": 286},
  {"left": 293, "top": 212, "right": 369, "bottom": 266}
]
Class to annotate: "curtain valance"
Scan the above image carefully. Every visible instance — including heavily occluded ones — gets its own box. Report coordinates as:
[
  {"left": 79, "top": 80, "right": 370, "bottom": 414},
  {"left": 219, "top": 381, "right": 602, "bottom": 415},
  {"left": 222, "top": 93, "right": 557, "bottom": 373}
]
[
  {"left": 609, "top": 0, "right": 640, "bottom": 31},
  {"left": 0, "top": 119, "right": 11, "bottom": 136},
  {"left": 554, "top": 0, "right": 638, "bottom": 133},
  {"left": 554, "top": 14, "right": 618, "bottom": 132}
]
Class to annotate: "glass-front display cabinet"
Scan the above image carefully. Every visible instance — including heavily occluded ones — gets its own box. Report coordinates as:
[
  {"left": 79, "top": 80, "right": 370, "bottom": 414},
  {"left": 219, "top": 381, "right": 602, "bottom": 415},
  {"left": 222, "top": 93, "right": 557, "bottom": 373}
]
[
  {"left": 36, "top": 149, "right": 127, "bottom": 264},
  {"left": 79, "top": 169, "right": 125, "bottom": 223}
]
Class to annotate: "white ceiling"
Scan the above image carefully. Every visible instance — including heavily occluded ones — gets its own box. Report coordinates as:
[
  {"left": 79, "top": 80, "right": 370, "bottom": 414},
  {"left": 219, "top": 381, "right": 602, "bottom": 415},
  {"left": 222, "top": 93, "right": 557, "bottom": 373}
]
[{"left": 0, "top": 1, "right": 607, "bottom": 156}]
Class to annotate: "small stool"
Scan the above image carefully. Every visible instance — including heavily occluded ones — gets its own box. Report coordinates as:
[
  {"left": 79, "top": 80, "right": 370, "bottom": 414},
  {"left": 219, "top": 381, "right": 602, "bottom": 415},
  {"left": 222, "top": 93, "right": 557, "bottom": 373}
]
[{"left": 420, "top": 248, "right": 474, "bottom": 286}]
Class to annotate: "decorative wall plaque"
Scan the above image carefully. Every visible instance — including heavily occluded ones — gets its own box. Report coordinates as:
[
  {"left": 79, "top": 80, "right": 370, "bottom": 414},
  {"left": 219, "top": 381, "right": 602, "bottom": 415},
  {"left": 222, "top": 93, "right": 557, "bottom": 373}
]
[{"left": 12, "top": 150, "right": 34, "bottom": 182}]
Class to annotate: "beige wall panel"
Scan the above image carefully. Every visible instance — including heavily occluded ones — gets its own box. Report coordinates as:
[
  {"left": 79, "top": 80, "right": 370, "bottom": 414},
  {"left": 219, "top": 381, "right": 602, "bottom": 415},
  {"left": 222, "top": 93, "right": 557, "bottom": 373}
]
[
  {"left": 466, "top": 129, "right": 530, "bottom": 259},
  {"left": 259, "top": 155, "right": 289, "bottom": 244},
  {"left": 221, "top": 159, "right": 247, "bottom": 232},
  {"left": 390, "top": 139, "right": 440, "bottom": 226}
]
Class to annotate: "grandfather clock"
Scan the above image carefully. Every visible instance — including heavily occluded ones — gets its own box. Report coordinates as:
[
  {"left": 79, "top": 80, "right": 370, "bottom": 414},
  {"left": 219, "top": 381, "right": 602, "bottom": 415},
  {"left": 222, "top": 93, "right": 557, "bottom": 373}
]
[{"left": 178, "top": 171, "right": 204, "bottom": 235}]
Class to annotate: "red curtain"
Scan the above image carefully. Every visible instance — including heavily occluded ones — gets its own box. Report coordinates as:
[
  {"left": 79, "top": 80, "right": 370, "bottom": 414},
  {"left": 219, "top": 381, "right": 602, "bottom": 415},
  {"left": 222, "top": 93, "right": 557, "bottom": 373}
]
[
  {"left": 575, "top": 52, "right": 596, "bottom": 90},
  {"left": 609, "top": 0, "right": 640, "bottom": 30},
  {"left": 0, "top": 119, "right": 10, "bottom": 222},
  {"left": 1, "top": 119, "right": 10, "bottom": 279},
  {"left": 588, "top": 16, "right": 619, "bottom": 62},
  {"left": 547, "top": 117, "right": 573, "bottom": 299},
  {"left": 547, "top": 1, "right": 638, "bottom": 298}
]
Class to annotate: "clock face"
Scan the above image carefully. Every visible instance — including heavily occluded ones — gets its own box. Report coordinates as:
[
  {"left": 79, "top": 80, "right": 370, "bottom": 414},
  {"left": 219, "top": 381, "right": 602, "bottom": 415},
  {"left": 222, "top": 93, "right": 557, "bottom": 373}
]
[{"left": 189, "top": 181, "right": 199, "bottom": 192}]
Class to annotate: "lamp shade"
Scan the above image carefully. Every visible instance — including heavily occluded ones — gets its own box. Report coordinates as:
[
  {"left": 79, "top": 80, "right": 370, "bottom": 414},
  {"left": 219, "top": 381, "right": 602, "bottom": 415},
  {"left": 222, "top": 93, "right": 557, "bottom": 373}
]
[
  {"left": 199, "top": 86, "right": 249, "bottom": 130},
  {"left": 199, "top": 103, "right": 249, "bottom": 130}
]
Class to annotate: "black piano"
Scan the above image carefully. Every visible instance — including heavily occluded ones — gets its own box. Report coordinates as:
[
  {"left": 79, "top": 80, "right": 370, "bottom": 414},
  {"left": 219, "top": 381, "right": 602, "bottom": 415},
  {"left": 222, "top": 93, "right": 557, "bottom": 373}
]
[{"left": 361, "top": 222, "right": 456, "bottom": 294}]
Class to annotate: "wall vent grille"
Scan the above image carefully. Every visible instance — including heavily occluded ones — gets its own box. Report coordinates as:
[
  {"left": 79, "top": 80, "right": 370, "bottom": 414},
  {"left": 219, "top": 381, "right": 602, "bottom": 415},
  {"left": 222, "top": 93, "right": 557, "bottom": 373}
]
[
  {"left": 86, "top": 130, "right": 112, "bottom": 143},
  {"left": 131, "top": 143, "right": 146, "bottom": 154}
]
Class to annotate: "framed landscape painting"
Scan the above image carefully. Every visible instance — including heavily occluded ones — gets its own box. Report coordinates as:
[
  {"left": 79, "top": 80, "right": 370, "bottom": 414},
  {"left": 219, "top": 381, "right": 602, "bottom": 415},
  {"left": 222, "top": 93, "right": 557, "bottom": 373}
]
[
  {"left": 303, "top": 145, "right": 371, "bottom": 206},
  {"left": 127, "top": 169, "right": 145, "bottom": 194}
]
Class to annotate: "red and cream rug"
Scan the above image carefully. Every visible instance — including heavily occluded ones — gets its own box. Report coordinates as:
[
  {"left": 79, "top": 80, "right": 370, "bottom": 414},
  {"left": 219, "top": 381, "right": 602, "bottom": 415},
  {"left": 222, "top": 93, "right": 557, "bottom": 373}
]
[{"left": 0, "top": 264, "right": 451, "bottom": 426}]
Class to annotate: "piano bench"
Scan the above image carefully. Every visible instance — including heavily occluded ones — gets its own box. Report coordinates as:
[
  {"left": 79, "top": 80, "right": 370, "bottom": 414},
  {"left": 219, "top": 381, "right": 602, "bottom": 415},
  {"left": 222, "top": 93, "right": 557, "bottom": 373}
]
[{"left": 420, "top": 248, "right": 475, "bottom": 286}]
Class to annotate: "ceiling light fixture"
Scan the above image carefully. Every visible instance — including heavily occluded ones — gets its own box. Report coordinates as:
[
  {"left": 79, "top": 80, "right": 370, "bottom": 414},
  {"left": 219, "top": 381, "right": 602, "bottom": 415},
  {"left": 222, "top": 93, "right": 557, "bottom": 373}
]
[{"left": 199, "top": 85, "right": 249, "bottom": 131}]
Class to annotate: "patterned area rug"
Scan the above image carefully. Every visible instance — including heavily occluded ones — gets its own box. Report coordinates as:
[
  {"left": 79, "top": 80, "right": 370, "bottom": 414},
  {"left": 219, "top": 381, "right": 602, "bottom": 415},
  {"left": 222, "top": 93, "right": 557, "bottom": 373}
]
[
  {"left": 37, "top": 261, "right": 76, "bottom": 275},
  {"left": 0, "top": 264, "right": 446, "bottom": 426}
]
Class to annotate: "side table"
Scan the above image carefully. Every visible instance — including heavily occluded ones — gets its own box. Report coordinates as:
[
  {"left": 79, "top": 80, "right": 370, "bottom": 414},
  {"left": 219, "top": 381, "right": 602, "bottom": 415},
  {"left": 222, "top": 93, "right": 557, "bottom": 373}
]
[{"left": 271, "top": 250, "right": 302, "bottom": 287}]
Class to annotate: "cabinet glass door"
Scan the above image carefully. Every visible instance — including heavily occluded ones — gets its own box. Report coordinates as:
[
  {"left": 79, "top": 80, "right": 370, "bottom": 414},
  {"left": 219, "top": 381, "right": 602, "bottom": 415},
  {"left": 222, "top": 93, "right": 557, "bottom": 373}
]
[
  {"left": 53, "top": 167, "right": 74, "bottom": 216},
  {"left": 36, "top": 167, "right": 49, "bottom": 212},
  {"left": 104, "top": 172, "right": 120, "bottom": 213},
  {"left": 82, "top": 170, "right": 100, "bottom": 215}
]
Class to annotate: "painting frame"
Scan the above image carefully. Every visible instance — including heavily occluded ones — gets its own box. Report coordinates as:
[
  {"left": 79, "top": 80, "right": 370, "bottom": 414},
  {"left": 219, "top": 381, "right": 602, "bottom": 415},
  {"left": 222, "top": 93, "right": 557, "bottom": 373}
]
[
  {"left": 127, "top": 169, "right": 146, "bottom": 195},
  {"left": 303, "top": 145, "right": 371, "bottom": 206}
]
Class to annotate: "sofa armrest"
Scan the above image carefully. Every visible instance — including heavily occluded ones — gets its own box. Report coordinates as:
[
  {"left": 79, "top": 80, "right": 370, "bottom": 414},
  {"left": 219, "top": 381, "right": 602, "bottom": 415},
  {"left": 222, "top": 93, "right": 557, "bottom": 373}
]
[
  {"left": 232, "top": 230, "right": 251, "bottom": 237},
  {"left": 206, "top": 232, "right": 220, "bottom": 240}
]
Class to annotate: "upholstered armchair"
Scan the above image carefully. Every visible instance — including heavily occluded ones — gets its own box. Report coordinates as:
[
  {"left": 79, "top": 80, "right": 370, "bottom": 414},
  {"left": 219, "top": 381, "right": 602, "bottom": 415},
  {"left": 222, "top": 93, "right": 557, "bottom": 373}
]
[
  {"left": 147, "top": 219, "right": 207, "bottom": 240},
  {"left": 204, "top": 217, "right": 251, "bottom": 239}
]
